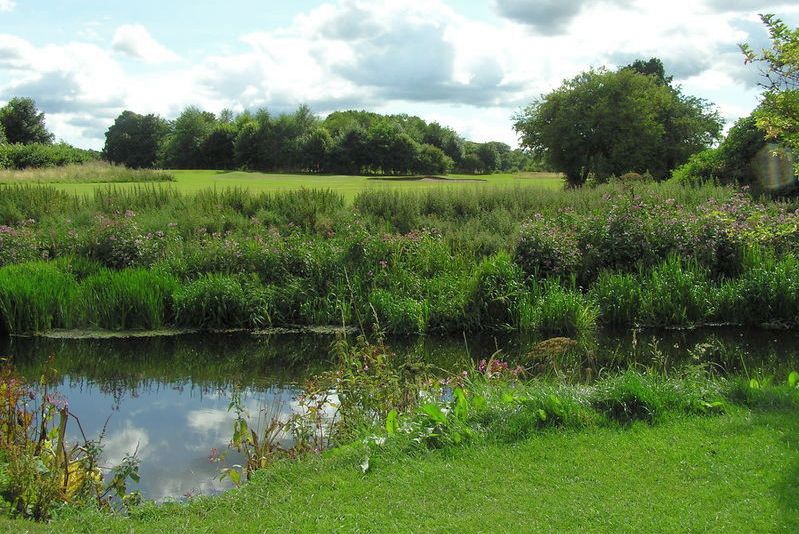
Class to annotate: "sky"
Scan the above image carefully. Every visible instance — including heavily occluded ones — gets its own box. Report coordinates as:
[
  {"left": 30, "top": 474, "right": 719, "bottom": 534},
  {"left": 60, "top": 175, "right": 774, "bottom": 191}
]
[{"left": 0, "top": 0, "right": 798, "bottom": 150}]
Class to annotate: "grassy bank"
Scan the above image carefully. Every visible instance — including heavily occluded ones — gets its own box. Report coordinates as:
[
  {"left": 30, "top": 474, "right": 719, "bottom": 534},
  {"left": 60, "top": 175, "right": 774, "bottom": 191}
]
[
  {"left": 0, "top": 181, "right": 797, "bottom": 336},
  {"left": 4, "top": 407, "right": 796, "bottom": 533},
  {"left": 2, "top": 332, "right": 797, "bottom": 530}
]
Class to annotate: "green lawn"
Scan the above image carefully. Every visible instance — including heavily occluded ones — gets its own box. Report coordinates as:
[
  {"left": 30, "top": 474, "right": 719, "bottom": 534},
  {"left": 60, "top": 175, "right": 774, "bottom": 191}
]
[
  {"left": 11, "top": 171, "right": 564, "bottom": 200},
  {"left": 8, "top": 408, "right": 797, "bottom": 533}
]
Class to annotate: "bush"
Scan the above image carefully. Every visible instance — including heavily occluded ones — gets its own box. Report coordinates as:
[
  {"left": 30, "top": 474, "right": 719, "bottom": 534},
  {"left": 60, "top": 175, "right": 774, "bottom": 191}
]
[
  {"left": 0, "top": 223, "right": 41, "bottom": 266},
  {"left": 515, "top": 218, "right": 581, "bottom": 279},
  {"left": 0, "top": 143, "right": 98, "bottom": 169}
]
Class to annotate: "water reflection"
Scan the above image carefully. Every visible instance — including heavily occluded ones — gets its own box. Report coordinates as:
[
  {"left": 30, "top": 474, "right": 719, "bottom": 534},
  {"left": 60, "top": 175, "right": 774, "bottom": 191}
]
[{"left": 1, "top": 328, "right": 797, "bottom": 500}]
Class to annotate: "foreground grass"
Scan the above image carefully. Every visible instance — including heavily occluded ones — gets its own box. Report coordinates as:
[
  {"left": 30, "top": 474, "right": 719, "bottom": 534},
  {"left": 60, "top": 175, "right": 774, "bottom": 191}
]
[
  {"left": 8, "top": 408, "right": 797, "bottom": 533},
  {"left": 31, "top": 170, "right": 563, "bottom": 199}
]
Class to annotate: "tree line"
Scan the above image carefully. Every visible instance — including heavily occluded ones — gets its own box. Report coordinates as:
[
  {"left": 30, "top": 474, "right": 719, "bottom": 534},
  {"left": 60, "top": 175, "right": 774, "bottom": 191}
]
[{"left": 103, "top": 107, "right": 541, "bottom": 175}]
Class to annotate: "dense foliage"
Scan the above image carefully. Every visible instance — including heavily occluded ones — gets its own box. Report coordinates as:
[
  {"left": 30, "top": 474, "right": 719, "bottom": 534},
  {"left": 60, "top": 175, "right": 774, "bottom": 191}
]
[
  {"left": 741, "top": 14, "right": 799, "bottom": 173},
  {"left": 0, "top": 183, "right": 797, "bottom": 336},
  {"left": 102, "top": 111, "right": 170, "bottom": 169},
  {"left": 0, "top": 143, "right": 98, "bottom": 170},
  {"left": 103, "top": 106, "right": 540, "bottom": 175},
  {"left": 0, "top": 98, "right": 54, "bottom": 145},
  {"left": 513, "top": 59, "right": 722, "bottom": 186}
]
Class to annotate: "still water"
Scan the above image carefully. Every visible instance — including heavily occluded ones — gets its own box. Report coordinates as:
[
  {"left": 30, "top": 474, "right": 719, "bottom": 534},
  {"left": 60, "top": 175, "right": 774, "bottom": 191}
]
[{"left": 1, "top": 329, "right": 797, "bottom": 500}]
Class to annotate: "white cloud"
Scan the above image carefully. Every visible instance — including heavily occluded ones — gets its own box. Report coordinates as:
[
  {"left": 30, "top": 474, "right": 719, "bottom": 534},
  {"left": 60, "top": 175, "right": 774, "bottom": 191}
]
[
  {"left": 0, "top": 1, "right": 15, "bottom": 13},
  {"left": 103, "top": 421, "right": 151, "bottom": 466},
  {"left": 112, "top": 24, "right": 179, "bottom": 64}
]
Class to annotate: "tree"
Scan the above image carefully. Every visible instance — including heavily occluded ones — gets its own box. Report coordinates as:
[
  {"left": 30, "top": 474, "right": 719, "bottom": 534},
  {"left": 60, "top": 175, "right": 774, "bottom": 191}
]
[
  {"left": 103, "top": 110, "right": 169, "bottom": 168},
  {"left": 0, "top": 97, "right": 54, "bottom": 145},
  {"left": 624, "top": 57, "right": 673, "bottom": 86},
  {"left": 413, "top": 144, "right": 453, "bottom": 175},
  {"left": 300, "top": 127, "right": 332, "bottom": 172},
  {"left": 672, "top": 115, "right": 769, "bottom": 186},
  {"left": 513, "top": 66, "right": 722, "bottom": 186},
  {"left": 200, "top": 124, "right": 237, "bottom": 170},
  {"left": 330, "top": 126, "right": 370, "bottom": 174},
  {"left": 0, "top": 123, "right": 6, "bottom": 144},
  {"left": 162, "top": 107, "right": 217, "bottom": 169},
  {"left": 741, "top": 14, "right": 799, "bottom": 173}
]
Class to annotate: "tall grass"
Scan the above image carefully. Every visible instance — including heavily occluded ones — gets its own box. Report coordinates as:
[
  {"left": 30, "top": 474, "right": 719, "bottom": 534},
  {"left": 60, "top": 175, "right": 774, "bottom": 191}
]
[
  {"left": 0, "top": 263, "right": 77, "bottom": 334},
  {"left": 590, "top": 271, "right": 641, "bottom": 326},
  {"left": 173, "top": 274, "right": 269, "bottom": 330},
  {"left": 521, "top": 282, "right": 598, "bottom": 337},
  {"left": 713, "top": 249, "right": 799, "bottom": 326},
  {"left": 76, "top": 269, "right": 179, "bottom": 330},
  {"left": 0, "top": 161, "right": 174, "bottom": 184},
  {"left": 639, "top": 256, "right": 711, "bottom": 327}
]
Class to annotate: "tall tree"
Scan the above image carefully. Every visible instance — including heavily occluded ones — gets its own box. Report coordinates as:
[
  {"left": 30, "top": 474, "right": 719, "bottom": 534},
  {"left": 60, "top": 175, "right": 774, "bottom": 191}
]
[
  {"left": 162, "top": 107, "right": 217, "bottom": 169},
  {"left": 103, "top": 110, "right": 169, "bottom": 168},
  {"left": 0, "top": 97, "right": 54, "bottom": 145},
  {"left": 513, "top": 66, "right": 721, "bottom": 185}
]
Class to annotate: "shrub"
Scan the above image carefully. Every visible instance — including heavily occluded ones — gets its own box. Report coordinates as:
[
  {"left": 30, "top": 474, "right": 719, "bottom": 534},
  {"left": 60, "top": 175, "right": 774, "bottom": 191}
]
[
  {"left": 0, "top": 143, "right": 98, "bottom": 169},
  {"left": 515, "top": 218, "right": 581, "bottom": 279},
  {"left": 0, "top": 224, "right": 41, "bottom": 266},
  {"left": 671, "top": 149, "right": 724, "bottom": 185},
  {"left": 85, "top": 215, "right": 176, "bottom": 269}
]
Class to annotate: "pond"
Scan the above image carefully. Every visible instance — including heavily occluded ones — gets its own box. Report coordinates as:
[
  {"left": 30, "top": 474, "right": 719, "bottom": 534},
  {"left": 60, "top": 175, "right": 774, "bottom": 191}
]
[{"left": 1, "top": 328, "right": 797, "bottom": 500}]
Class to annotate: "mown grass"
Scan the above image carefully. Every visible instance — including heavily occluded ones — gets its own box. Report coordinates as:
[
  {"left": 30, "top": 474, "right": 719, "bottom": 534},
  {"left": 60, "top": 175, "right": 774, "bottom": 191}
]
[
  {"left": 25, "top": 170, "right": 564, "bottom": 199},
  {"left": 6, "top": 408, "right": 796, "bottom": 533},
  {"left": 0, "top": 161, "right": 174, "bottom": 184}
]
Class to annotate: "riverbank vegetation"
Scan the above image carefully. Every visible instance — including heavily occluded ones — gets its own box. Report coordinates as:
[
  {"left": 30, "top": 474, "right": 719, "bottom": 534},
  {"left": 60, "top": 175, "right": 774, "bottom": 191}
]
[{"left": 0, "top": 181, "right": 798, "bottom": 337}]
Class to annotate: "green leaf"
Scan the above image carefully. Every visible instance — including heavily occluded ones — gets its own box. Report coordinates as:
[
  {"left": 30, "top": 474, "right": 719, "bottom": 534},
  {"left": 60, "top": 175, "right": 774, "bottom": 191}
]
[
  {"left": 788, "top": 371, "right": 799, "bottom": 388},
  {"left": 385, "top": 410, "right": 399, "bottom": 435},
  {"left": 420, "top": 403, "right": 447, "bottom": 424},
  {"left": 749, "top": 378, "right": 760, "bottom": 390},
  {"left": 537, "top": 409, "right": 548, "bottom": 422},
  {"left": 453, "top": 388, "right": 468, "bottom": 420}
]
